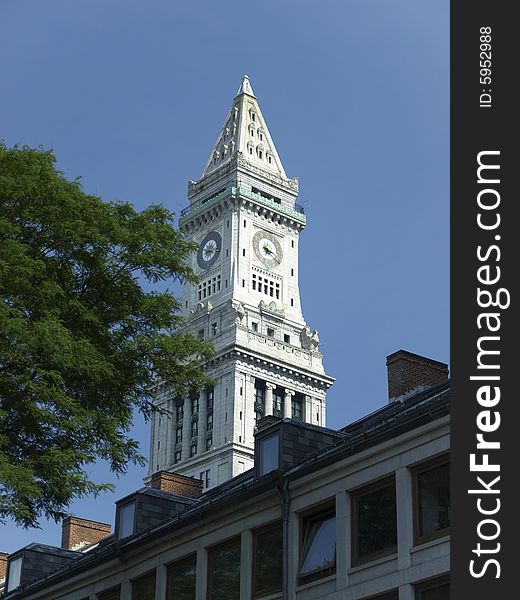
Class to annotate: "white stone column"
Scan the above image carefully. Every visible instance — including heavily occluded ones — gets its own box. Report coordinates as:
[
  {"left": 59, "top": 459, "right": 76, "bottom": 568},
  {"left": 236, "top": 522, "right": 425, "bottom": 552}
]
[
  {"left": 265, "top": 382, "right": 275, "bottom": 416},
  {"left": 198, "top": 389, "right": 207, "bottom": 450},
  {"left": 303, "top": 395, "right": 312, "bottom": 424},
  {"left": 196, "top": 547, "right": 208, "bottom": 600},
  {"left": 155, "top": 564, "right": 167, "bottom": 599},
  {"left": 181, "top": 397, "right": 192, "bottom": 460},
  {"left": 336, "top": 491, "right": 350, "bottom": 589},
  {"left": 287, "top": 508, "right": 299, "bottom": 600},
  {"left": 396, "top": 466, "right": 413, "bottom": 570},
  {"left": 284, "top": 389, "right": 294, "bottom": 419},
  {"left": 240, "top": 529, "right": 253, "bottom": 599},
  {"left": 399, "top": 584, "right": 415, "bottom": 600},
  {"left": 121, "top": 580, "right": 132, "bottom": 598},
  {"left": 245, "top": 375, "right": 256, "bottom": 445}
]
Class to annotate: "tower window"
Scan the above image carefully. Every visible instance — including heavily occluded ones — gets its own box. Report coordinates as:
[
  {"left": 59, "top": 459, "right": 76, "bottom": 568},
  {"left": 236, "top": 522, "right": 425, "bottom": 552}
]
[
  {"left": 267, "top": 327, "right": 274, "bottom": 338},
  {"left": 290, "top": 299, "right": 294, "bottom": 306},
  {"left": 198, "top": 274, "right": 222, "bottom": 300},
  {"left": 190, "top": 442, "right": 197, "bottom": 457},
  {"left": 249, "top": 147, "right": 253, "bottom": 155},
  {"left": 284, "top": 334, "right": 290, "bottom": 344},
  {"left": 242, "top": 279, "right": 245, "bottom": 287},
  {"left": 198, "top": 329, "right": 204, "bottom": 341},
  {"left": 291, "top": 268, "right": 294, "bottom": 276},
  {"left": 244, "top": 219, "right": 247, "bottom": 227},
  {"left": 251, "top": 321, "right": 258, "bottom": 331},
  {"left": 211, "top": 322, "right": 218, "bottom": 336},
  {"left": 175, "top": 450, "right": 182, "bottom": 463},
  {"left": 291, "top": 240, "right": 295, "bottom": 248},
  {"left": 242, "top": 249, "right": 246, "bottom": 256},
  {"left": 206, "top": 436, "right": 213, "bottom": 451},
  {"left": 252, "top": 273, "right": 280, "bottom": 299},
  {"left": 176, "top": 427, "right": 183, "bottom": 445},
  {"left": 268, "top": 155, "right": 272, "bottom": 164}
]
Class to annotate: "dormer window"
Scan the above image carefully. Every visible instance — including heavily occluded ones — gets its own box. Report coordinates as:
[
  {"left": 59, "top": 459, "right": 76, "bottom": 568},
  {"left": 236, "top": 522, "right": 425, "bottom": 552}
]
[
  {"left": 258, "top": 433, "right": 279, "bottom": 475},
  {"left": 6, "top": 556, "right": 22, "bottom": 592},
  {"left": 118, "top": 501, "right": 136, "bottom": 539}
]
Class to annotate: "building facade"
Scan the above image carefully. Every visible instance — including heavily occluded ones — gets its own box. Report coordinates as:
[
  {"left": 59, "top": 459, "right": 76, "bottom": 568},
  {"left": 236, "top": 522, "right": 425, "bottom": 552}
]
[
  {"left": 2, "top": 352, "right": 450, "bottom": 600},
  {"left": 148, "top": 76, "right": 334, "bottom": 488}
]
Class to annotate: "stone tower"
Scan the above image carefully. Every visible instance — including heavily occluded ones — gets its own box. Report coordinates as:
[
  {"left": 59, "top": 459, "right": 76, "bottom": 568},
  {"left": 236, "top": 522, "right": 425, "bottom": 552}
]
[{"left": 148, "top": 76, "right": 334, "bottom": 489}]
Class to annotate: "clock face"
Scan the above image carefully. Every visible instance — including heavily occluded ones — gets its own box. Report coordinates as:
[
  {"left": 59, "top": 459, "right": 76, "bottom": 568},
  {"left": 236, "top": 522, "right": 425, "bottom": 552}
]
[
  {"left": 197, "top": 231, "right": 222, "bottom": 270},
  {"left": 252, "top": 230, "right": 283, "bottom": 268}
]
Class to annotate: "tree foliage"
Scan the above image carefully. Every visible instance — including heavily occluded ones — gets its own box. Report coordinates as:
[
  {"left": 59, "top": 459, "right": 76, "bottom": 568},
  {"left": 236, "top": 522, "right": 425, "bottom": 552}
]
[{"left": 0, "top": 143, "right": 213, "bottom": 527}]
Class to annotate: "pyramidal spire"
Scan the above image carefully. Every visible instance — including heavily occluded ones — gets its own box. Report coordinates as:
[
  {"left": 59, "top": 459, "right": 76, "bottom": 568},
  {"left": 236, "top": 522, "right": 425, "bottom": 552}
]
[
  {"left": 236, "top": 74, "right": 255, "bottom": 97},
  {"left": 202, "top": 75, "right": 287, "bottom": 179}
]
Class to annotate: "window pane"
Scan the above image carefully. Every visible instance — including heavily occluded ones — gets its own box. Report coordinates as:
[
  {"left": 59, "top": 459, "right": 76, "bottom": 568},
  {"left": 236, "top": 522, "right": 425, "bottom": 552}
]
[
  {"left": 7, "top": 557, "right": 22, "bottom": 591},
  {"left": 254, "top": 524, "right": 283, "bottom": 595},
  {"left": 132, "top": 572, "right": 156, "bottom": 600},
  {"left": 98, "top": 586, "right": 121, "bottom": 600},
  {"left": 119, "top": 502, "right": 135, "bottom": 539},
  {"left": 259, "top": 434, "right": 279, "bottom": 475},
  {"left": 208, "top": 539, "right": 240, "bottom": 600},
  {"left": 421, "top": 584, "right": 450, "bottom": 600},
  {"left": 417, "top": 462, "right": 450, "bottom": 538},
  {"left": 167, "top": 556, "right": 196, "bottom": 600},
  {"left": 300, "top": 515, "right": 336, "bottom": 576},
  {"left": 356, "top": 481, "right": 397, "bottom": 559}
]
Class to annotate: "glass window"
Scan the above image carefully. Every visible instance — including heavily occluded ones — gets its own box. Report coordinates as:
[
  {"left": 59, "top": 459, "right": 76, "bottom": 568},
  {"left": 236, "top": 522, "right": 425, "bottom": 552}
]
[
  {"left": 192, "top": 395, "right": 199, "bottom": 414},
  {"left": 7, "top": 556, "right": 22, "bottom": 592},
  {"left": 253, "top": 523, "right": 283, "bottom": 596},
  {"left": 132, "top": 571, "right": 156, "bottom": 600},
  {"left": 206, "top": 436, "right": 213, "bottom": 451},
  {"left": 191, "top": 420, "right": 198, "bottom": 437},
  {"left": 207, "top": 412, "right": 213, "bottom": 431},
  {"left": 299, "top": 510, "right": 336, "bottom": 583},
  {"left": 118, "top": 501, "right": 136, "bottom": 539},
  {"left": 97, "top": 586, "right": 121, "bottom": 600},
  {"left": 176, "top": 427, "right": 183, "bottom": 445},
  {"left": 167, "top": 555, "right": 196, "bottom": 600},
  {"left": 177, "top": 402, "right": 184, "bottom": 421},
  {"left": 258, "top": 434, "right": 279, "bottom": 475},
  {"left": 414, "top": 457, "right": 450, "bottom": 543},
  {"left": 352, "top": 477, "right": 397, "bottom": 564},
  {"left": 208, "top": 538, "right": 241, "bottom": 600},
  {"left": 207, "top": 388, "right": 214, "bottom": 412},
  {"left": 292, "top": 394, "right": 303, "bottom": 420},
  {"left": 272, "top": 389, "right": 283, "bottom": 417},
  {"left": 190, "top": 442, "right": 197, "bottom": 457},
  {"left": 415, "top": 576, "right": 450, "bottom": 600}
]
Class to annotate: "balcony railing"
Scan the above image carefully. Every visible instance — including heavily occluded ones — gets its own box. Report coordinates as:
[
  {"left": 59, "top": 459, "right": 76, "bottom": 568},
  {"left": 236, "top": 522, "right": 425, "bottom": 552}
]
[{"left": 179, "top": 186, "right": 306, "bottom": 225}]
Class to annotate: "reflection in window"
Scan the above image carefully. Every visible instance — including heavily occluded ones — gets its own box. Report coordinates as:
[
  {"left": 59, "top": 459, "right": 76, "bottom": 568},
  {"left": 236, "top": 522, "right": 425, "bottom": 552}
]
[
  {"left": 253, "top": 523, "right": 283, "bottom": 596},
  {"left": 132, "top": 571, "right": 156, "bottom": 600},
  {"left": 414, "top": 458, "right": 450, "bottom": 543},
  {"left": 7, "top": 556, "right": 22, "bottom": 592},
  {"left": 97, "top": 586, "right": 121, "bottom": 600},
  {"left": 167, "top": 555, "right": 196, "bottom": 600},
  {"left": 299, "top": 511, "right": 336, "bottom": 583},
  {"left": 415, "top": 576, "right": 450, "bottom": 600},
  {"left": 118, "top": 501, "right": 136, "bottom": 539},
  {"left": 208, "top": 539, "right": 241, "bottom": 600},
  {"left": 259, "top": 434, "right": 279, "bottom": 475},
  {"left": 352, "top": 477, "right": 397, "bottom": 564}
]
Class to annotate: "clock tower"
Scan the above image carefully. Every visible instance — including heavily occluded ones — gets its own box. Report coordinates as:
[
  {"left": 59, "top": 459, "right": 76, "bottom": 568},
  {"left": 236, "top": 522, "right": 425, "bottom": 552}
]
[{"left": 149, "top": 76, "right": 334, "bottom": 488}]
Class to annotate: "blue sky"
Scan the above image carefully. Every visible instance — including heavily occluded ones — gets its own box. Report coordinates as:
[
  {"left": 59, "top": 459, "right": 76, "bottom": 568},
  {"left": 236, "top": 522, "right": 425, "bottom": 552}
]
[{"left": 0, "top": 0, "right": 449, "bottom": 553}]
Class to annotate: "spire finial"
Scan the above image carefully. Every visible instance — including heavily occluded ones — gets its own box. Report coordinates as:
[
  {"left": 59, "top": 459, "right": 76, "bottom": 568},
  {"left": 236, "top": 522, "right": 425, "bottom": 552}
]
[{"left": 236, "top": 74, "right": 255, "bottom": 98}]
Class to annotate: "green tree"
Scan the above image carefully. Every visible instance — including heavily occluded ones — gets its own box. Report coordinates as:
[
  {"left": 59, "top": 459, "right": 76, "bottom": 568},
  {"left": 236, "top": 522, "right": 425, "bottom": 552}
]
[{"left": 0, "top": 143, "right": 213, "bottom": 528}]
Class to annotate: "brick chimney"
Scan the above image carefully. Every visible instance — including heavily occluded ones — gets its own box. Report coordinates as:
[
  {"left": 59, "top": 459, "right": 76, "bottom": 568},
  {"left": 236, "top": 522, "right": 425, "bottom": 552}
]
[
  {"left": 0, "top": 552, "right": 8, "bottom": 583},
  {"left": 386, "top": 350, "right": 449, "bottom": 402},
  {"left": 150, "top": 470, "right": 203, "bottom": 497},
  {"left": 61, "top": 517, "right": 111, "bottom": 551}
]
